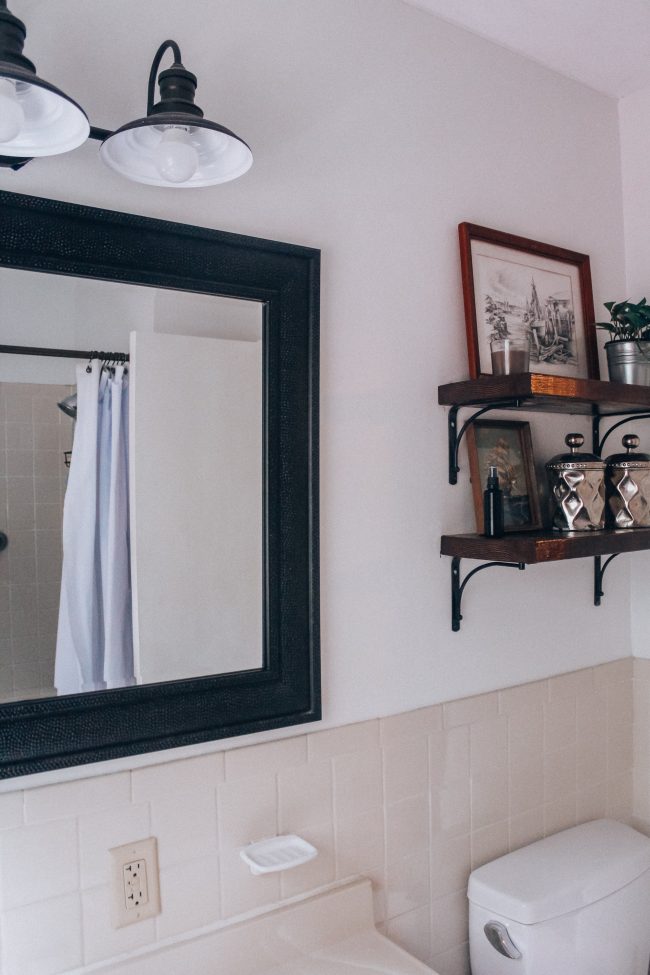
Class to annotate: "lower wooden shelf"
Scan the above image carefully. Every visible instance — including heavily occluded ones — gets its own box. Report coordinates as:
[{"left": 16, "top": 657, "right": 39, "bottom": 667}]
[
  {"left": 441, "top": 528, "right": 650, "bottom": 631},
  {"left": 440, "top": 527, "right": 650, "bottom": 564}
]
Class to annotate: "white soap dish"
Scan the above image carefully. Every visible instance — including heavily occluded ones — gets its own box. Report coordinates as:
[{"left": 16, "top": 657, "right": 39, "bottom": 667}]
[{"left": 240, "top": 834, "right": 318, "bottom": 875}]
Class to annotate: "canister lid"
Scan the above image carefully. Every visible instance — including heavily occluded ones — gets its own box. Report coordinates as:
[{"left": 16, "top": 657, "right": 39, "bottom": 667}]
[
  {"left": 546, "top": 432, "right": 605, "bottom": 470},
  {"left": 467, "top": 820, "right": 650, "bottom": 925},
  {"left": 605, "top": 434, "right": 650, "bottom": 467}
]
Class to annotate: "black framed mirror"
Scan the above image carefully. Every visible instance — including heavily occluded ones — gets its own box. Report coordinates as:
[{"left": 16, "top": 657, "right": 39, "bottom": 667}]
[{"left": 0, "top": 190, "right": 320, "bottom": 778}]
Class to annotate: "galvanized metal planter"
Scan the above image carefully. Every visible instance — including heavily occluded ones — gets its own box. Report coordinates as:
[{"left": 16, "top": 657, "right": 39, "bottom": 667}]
[{"left": 605, "top": 340, "right": 650, "bottom": 385}]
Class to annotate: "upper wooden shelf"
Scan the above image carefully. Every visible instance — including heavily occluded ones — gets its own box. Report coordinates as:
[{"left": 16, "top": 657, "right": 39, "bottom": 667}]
[
  {"left": 441, "top": 528, "right": 650, "bottom": 564},
  {"left": 438, "top": 373, "right": 650, "bottom": 415}
]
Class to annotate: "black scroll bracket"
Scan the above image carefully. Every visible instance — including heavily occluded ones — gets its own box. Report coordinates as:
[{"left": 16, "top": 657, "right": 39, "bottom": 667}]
[
  {"left": 594, "top": 553, "right": 619, "bottom": 607},
  {"left": 591, "top": 412, "right": 650, "bottom": 608},
  {"left": 449, "top": 400, "right": 523, "bottom": 484},
  {"left": 451, "top": 556, "right": 526, "bottom": 632},
  {"left": 592, "top": 412, "right": 650, "bottom": 456}
]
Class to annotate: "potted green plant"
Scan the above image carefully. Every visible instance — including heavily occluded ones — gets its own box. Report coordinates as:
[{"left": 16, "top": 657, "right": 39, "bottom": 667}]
[{"left": 596, "top": 298, "right": 650, "bottom": 385}]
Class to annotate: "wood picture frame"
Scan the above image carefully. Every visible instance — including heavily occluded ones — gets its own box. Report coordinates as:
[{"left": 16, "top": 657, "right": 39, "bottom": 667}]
[
  {"left": 466, "top": 419, "right": 542, "bottom": 533},
  {"left": 459, "top": 223, "right": 599, "bottom": 381}
]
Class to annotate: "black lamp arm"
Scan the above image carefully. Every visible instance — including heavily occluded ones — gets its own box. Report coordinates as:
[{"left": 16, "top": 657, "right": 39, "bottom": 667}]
[
  {"left": 147, "top": 39, "right": 183, "bottom": 114},
  {"left": 89, "top": 126, "right": 112, "bottom": 142},
  {"left": 90, "top": 38, "right": 186, "bottom": 144}
]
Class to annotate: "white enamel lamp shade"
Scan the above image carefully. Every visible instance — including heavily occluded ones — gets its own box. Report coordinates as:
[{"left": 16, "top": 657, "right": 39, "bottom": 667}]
[
  {"left": 100, "top": 114, "right": 252, "bottom": 188},
  {"left": 0, "top": 68, "right": 89, "bottom": 156},
  {"left": 0, "top": 0, "right": 89, "bottom": 157}
]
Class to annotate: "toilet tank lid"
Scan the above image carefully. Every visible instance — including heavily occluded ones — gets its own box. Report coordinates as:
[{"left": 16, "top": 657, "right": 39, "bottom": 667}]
[{"left": 467, "top": 820, "right": 650, "bottom": 925}]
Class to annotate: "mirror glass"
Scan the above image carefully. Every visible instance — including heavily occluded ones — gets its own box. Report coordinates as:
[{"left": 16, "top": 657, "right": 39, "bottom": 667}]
[{"left": 0, "top": 266, "right": 264, "bottom": 704}]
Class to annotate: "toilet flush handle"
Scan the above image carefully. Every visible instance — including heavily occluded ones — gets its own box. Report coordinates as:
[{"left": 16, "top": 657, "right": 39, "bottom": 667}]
[{"left": 484, "top": 921, "right": 522, "bottom": 960}]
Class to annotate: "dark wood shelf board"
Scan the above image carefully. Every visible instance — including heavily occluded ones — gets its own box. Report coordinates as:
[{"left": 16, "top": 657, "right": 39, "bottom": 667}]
[
  {"left": 438, "top": 374, "right": 650, "bottom": 416},
  {"left": 440, "top": 528, "right": 650, "bottom": 564}
]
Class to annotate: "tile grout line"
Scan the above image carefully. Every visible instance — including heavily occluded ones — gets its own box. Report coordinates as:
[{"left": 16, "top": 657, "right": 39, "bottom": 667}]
[{"left": 75, "top": 816, "right": 86, "bottom": 965}]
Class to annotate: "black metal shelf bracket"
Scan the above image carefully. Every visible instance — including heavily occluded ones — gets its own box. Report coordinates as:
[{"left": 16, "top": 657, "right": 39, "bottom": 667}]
[
  {"left": 451, "top": 556, "right": 526, "bottom": 631},
  {"left": 594, "top": 553, "right": 619, "bottom": 606},
  {"left": 592, "top": 412, "right": 650, "bottom": 456},
  {"left": 448, "top": 400, "right": 523, "bottom": 484},
  {"left": 591, "top": 411, "right": 649, "bottom": 606}
]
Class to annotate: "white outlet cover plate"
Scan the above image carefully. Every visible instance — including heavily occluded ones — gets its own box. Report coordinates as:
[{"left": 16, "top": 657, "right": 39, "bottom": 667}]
[{"left": 109, "top": 836, "right": 161, "bottom": 928}]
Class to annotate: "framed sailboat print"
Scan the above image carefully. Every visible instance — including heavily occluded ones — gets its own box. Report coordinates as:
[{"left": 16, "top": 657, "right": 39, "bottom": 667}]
[
  {"left": 466, "top": 419, "right": 542, "bottom": 533},
  {"left": 459, "top": 223, "right": 599, "bottom": 380}
]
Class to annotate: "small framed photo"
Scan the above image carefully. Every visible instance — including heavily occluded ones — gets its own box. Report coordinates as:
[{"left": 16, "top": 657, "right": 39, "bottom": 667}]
[
  {"left": 459, "top": 223, "right": 599, "bottom": 380},
  {"left": 466, "top": 419, "right": 542, "bottom": 533}
]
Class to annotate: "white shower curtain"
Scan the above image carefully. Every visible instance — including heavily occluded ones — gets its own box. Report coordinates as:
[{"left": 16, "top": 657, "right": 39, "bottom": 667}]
[{"left": 55, "top": 361, "right": 134, "bottom": 694}]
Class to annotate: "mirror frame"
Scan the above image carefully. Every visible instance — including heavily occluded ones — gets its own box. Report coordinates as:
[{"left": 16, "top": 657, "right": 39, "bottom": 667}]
[{"left": 0, "top": 190, "right": 320, "bottom": 778}]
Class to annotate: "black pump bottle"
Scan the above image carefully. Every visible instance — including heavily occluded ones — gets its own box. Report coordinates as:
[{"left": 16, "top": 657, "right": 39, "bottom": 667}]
[{"left": 483, "top": 465, "right": 504, "bottom": 538}]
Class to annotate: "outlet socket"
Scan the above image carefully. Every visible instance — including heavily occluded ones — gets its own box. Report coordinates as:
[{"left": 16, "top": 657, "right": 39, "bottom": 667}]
[{"left": 109, "top": 837, "right": 161, "bottom": 928}]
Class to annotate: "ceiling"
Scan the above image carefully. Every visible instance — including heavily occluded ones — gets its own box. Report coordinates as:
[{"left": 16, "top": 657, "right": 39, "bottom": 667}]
[
  {"left": 12, "top": 0, "right": 650, "bottom": 100},
  {"left": 402, "top": 0, "right": 650, "bottom": 98}
]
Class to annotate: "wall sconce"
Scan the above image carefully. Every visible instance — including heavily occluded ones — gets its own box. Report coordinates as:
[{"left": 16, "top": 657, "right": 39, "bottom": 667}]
[{"left": 0, "top": 1, "right": 253, "bottom": 187}]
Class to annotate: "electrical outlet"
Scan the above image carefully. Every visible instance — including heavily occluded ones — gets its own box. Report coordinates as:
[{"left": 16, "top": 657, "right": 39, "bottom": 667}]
[
  {"left": 123, "top": 858, "right": 148, "bottom": 910},
  {"left": 109, "top": 837, "right": 161, "bottom": 928}
]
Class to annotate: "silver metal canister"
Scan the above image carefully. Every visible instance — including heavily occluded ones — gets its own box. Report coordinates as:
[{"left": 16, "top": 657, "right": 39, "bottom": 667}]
[
  {"left": 546, "top": 433, "right": 606, "bottom": 531},
  {"left": 605, "top": 434, "right": 650, "bottom": 528}
]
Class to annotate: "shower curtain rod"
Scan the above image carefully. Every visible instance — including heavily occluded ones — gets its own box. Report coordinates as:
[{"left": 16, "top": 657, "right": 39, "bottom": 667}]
[{"left": 0, "top": 344, "right": 129, "bottom": 362}]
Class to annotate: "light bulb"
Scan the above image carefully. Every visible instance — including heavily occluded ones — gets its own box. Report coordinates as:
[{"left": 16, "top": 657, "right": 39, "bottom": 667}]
[
  {"left": 153, "top": 127, "right": 199, "bottom": 184},
  {"left": 0, "top": 78, "right": 25, "bottom": 144}
]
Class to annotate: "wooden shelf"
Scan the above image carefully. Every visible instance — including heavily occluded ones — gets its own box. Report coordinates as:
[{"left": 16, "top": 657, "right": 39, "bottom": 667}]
[
  {"left": 438, "top": 373, "right": 650, "bottom": 415},
  {"left": 441, "top": 528, "right": 650, "bottom": 565},
  {"left": 439, "top": 374, "right": 650, "bottom": 628}
]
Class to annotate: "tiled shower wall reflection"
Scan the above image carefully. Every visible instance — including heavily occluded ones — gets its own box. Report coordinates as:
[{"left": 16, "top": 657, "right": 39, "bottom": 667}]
[
  {"left": 0, "top": 658, "right": 634, "bottom": 975},
  {"left": 0, "top": 382, "right": 73, "bottom": 700}
]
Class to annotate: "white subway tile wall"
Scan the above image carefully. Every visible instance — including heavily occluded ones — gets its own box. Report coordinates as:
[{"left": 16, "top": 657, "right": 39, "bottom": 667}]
[
  {"left": 0, "top": 659, "right": 636, "bottom": 975},
  {"left": 0, "top": 382, "right": 74, "bottom": 703}
]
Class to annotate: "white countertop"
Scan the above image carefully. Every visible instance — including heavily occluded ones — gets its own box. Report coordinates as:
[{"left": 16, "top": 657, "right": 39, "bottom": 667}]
[
  {"left": 88, "top": 878, "right": 439, "bottom": 975},
  {"left": 263, "top": 928, "right": 437, "bottom": 974}
]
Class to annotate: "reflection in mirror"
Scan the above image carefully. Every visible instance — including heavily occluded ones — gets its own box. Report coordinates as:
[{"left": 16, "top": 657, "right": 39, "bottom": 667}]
[{"left": 0, "top": 267, "right": 263, "bottom": 705}]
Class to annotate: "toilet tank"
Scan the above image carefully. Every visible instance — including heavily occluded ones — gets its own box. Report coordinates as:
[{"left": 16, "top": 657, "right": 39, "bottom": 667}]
[{"left": 468, "top": 820, "right": 650, "bottom": 975}]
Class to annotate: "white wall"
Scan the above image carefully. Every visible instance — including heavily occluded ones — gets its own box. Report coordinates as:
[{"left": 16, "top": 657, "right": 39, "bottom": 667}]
[
  {"left": 618, "top": 88, "right": 650, "bottom": 657},
  {"left": 0, "top": 268, "right": 261, "bottom": 386},
  {"left": 619, "top": 88, "right": 650, "bottom": 298},
  {"left": 0, "top": 0, "right": 628, "bottom": 753}
]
